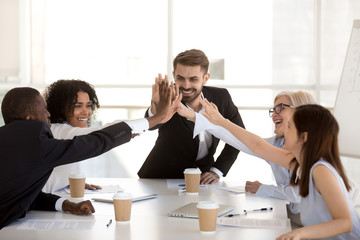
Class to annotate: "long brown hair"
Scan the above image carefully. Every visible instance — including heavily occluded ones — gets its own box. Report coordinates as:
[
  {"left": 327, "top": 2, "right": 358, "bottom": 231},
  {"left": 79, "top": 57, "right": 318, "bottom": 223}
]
[{"left": 289, "top": 104, "right": 351, "bottom": 197}]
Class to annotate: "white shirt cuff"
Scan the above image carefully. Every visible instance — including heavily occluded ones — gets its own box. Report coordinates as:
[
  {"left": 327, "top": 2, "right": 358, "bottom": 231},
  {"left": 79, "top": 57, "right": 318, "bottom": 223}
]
[
  {"left": 55, "top": 198, "right": 67, "bottom": 211},
  {"left": 193, "top": 112, "right": 216, "bottom": 138},
  {"left": 255, "top": 184, "right": 276, "bottom": 197},
  {"left": 148, "top": 107, "right": 154, "bottom": 117},
  {"left": 124, "top": 118, "right": 149, "bottom": 134},
  {"left": 210, "top": 167, "right": 223, "bottom": 178}
]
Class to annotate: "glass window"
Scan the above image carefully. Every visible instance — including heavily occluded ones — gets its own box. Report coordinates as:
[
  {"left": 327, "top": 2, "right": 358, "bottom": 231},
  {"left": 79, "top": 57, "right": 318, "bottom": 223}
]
[
  {"left": 173, "top": 0, "right": 273, "bottom": 86},
  {"left": 2, "top": 1, "right": 360, "bottom": 182},
  {"left": 43, "top": 0, "right": 168, "bottom": 85},
  {"left": 273, "top": 0, "right": 314, "bottom": 86},
  {"left": 0, "top": 0, "right": 21, "bottom": 83},
  {"left": 320, "top": 0, "right": 360, "bottom": 106}
]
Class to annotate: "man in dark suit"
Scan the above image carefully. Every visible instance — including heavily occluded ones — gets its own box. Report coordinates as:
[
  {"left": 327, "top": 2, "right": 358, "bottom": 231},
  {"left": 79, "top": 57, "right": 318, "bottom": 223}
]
[
  {"left": 0, "top": 83, "right": 172, "bottom": 229},
  {"left": 138, "top": 49, "right": 245, "bottom": 184}
]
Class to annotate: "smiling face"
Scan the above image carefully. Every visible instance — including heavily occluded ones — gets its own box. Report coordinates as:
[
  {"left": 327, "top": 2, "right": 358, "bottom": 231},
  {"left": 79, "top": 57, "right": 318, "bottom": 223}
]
[
  {"left": 66, "top": 91, "right": 93, "bottom": 128},
  {"left": 272, "top": 96, "right": 294, "bottom": 137},
  {"left": 173, "top": 64, "right": 209, "bottom": 110}
]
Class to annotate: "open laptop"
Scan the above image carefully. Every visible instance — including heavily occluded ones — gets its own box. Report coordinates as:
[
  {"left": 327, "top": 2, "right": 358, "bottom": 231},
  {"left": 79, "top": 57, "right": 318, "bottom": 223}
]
[
  {"left": 168, "top": 202, "right": 234, "bottom": 218},
  {"left": 92, "top": 193, "right": 157, "bottom": 203}
]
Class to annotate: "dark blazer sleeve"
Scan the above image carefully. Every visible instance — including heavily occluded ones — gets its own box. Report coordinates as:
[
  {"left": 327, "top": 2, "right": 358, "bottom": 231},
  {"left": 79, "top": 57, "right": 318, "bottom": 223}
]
[
  {"left": 40, "top": 121, "right": 133, "bottom": 169},
  {"left": 207, "top": 88, "right": 245, "bottom": 176},
  {"left": 0, "top": 120, "right": 134, "bottom": 230},
  {"left": 28, "top": 192, "right": 60, "bottom": 211}
]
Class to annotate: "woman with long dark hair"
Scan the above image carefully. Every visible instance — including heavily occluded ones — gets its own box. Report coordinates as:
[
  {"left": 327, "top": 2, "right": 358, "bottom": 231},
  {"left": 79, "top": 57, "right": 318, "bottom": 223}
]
[{"left": 200, "top": 100, "right": 360, "bottom": 240}]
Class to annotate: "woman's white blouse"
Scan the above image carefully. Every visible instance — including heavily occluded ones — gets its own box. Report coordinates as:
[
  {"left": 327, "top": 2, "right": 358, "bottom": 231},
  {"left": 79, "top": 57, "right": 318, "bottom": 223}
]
[{"left": 42, "top": 119, "right": 148, "bottom": 193}]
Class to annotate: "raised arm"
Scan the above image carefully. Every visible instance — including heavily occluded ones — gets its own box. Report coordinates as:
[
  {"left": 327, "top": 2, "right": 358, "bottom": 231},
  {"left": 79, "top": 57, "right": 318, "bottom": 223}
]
[
  {"left": 148, "top": 73, "right": 164, "bottom": 116},
  {"left": 146, "top": 80, "right": 181, "bottom": 129},
  {"left": 146, "top": 75, "right": 182, "bottom": 129},
  {"left": 176, "top": 100, "right": 256, "bottom": 156},
  {"left": 193, "top": 112, "right": 258, "bottom": 156},
  {"left": 200, "top": 98, "right": 294, "bottom": 169}
]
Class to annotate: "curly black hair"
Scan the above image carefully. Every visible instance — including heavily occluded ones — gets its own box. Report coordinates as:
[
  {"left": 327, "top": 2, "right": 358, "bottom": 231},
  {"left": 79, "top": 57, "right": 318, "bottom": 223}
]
[{"left": 43, "top": 79, "right": 100, "bottom": 124}]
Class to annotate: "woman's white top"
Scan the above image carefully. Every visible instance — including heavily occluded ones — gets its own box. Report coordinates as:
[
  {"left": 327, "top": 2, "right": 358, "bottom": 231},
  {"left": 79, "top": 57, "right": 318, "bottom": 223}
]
[
  {"left": 42, "top": 119, "right": 148, "bottom": 193},
  {"left": 193, "top": 112, "right": 301, "bottom": 213},
  {"left": 300, "top": 160, "right": 360, "bottom": 239}
]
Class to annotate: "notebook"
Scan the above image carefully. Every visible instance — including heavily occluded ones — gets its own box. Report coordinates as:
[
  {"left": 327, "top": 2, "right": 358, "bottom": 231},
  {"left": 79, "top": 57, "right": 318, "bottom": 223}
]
[
  {"left": 92, "top": 193, "right": 157, "bottom": 203},
  {"left": 168, "top": 202, "right": 234, "bottom": 219}
]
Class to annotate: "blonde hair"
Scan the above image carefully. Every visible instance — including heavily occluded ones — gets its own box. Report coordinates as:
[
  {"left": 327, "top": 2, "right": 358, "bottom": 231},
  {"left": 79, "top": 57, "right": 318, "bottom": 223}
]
[{"left": 274, "top": 91, "right": 316, "bottom": 107}]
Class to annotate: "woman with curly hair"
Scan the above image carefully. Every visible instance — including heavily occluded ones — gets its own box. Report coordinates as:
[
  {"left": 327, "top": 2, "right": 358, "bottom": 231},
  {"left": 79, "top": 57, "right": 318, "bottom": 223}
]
[
  {"left": 42, "top": 79, "right": 103, "bottom": 193},
  {"left": 42, "top": 79, "right": 180, "bottom": 193},
  {"left": 45, "top": 79, "right": 100, "bottom": 128}
]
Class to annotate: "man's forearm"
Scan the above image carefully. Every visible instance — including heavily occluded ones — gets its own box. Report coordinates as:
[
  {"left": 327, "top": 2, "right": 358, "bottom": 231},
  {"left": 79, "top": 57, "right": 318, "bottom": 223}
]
[{"left": 146, "top": 115, "right": 163, "bottom": 129}]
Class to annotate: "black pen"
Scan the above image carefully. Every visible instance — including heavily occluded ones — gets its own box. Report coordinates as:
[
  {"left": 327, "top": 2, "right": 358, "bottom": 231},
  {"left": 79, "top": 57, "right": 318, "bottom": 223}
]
[
  {"left": 244, "top": 207, "right": 273, "bottom": 214},
  {"left": 106, "top": 219, "right": 112, "bottom": 227},
  {"left": 224, "top": 213, "right": 240, "bottom": 217}
]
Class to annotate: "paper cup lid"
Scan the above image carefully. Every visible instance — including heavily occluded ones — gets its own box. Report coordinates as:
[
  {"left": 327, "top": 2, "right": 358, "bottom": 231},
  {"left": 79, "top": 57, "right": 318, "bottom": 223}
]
[
  {"left": 113, "top": 192, "right": 132, "bottom": 200},
  {"left": 197, "top": 201, "right": 219, "bottom": 209},
  {"left": 69, "top": 172, "right": 85, "bottom": 179},
  {"left": 183, "top": 168, "right": 201, "bottom": 174}
]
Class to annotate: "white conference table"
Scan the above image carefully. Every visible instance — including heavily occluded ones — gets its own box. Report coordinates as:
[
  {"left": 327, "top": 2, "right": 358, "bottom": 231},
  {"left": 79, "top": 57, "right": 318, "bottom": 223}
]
[{"left": 0, "top": 178, "right": 291, "bottom": 240}]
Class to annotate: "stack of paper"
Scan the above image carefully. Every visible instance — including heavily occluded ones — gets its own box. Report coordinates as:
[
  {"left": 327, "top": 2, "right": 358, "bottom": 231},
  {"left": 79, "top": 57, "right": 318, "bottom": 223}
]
[{"left": 217, "top": 217, "right": 290, "bottom": 229}]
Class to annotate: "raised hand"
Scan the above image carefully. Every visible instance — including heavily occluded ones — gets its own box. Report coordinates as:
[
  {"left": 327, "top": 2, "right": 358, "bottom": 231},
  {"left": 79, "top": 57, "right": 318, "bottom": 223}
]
[
  {"left": 159, "top": 82, "right": 183, "bottom": 123},
  {"left": 176, "top": 84, "right": 195, "bottom": 121},
  {"left": 150, "top": 74, "right": 168, "bottom": 115},
  {"left": 148, "top": 76, "right": 183, "bottom": 127},
  {"left": 147, "top": 80, "right": 172, "bottom": 128},
  {"left": 200, "top": 98, "right": 226, "bottom": 125},
  {"left": 155, "top": 80, "right": 172, "bottom": 119}
]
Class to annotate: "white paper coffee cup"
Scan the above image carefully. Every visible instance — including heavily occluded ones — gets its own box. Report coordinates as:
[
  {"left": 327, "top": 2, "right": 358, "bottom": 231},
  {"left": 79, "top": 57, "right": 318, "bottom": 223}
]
[
  {"left": 183, "top": 168, "right": 201, "bottom": 194},
  {"left": 113, "top": 193, "right": 132, "bottom": 222},
  {"left": 68, "top": 172, "right": 86, "bottom": 199},
  {"left": 197, "top": 201, "right": 219, "bottom": 233}
]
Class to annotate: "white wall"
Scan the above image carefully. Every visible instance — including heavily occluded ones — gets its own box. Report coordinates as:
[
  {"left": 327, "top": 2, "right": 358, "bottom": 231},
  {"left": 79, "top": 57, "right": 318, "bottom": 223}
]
[{"left": 0, "top": 0, "right": 19, "bottom": 79}]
